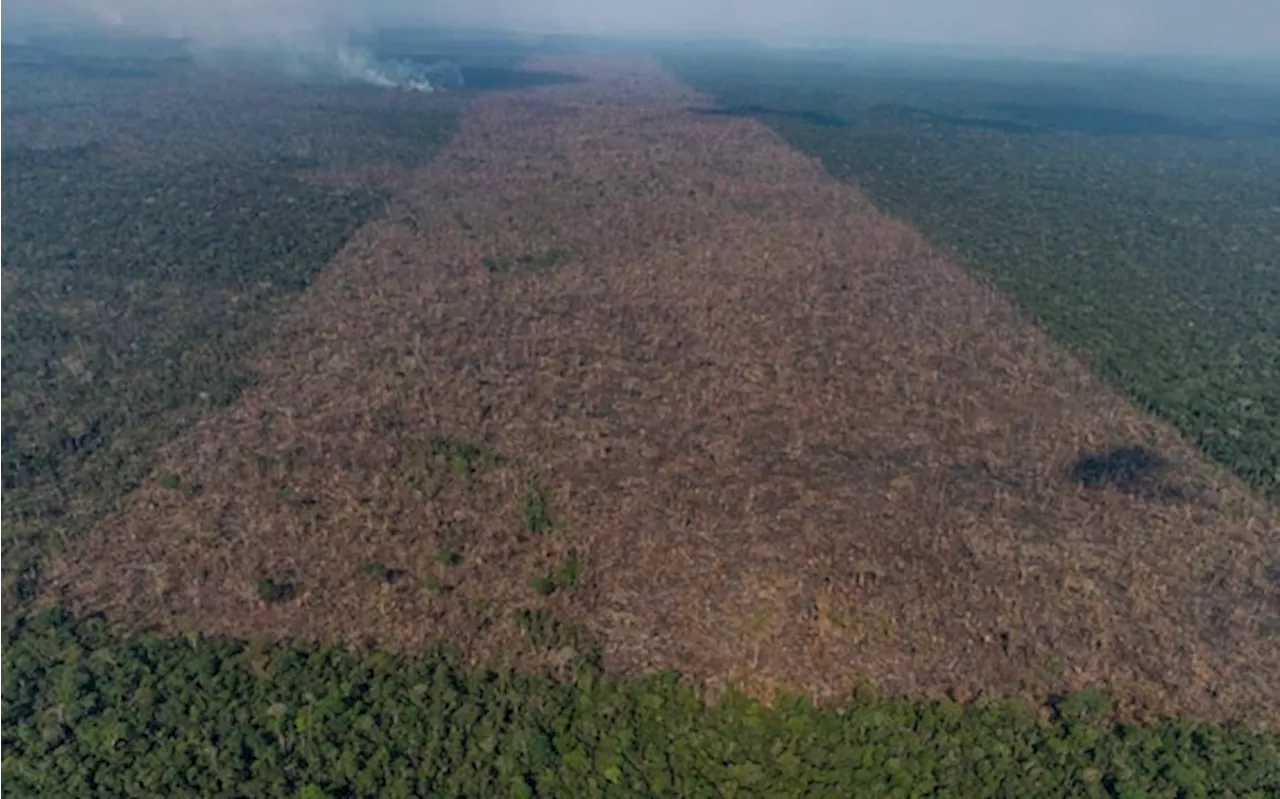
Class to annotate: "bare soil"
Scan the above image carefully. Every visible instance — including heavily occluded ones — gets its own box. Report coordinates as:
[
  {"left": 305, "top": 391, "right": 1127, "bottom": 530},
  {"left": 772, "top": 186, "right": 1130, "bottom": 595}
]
[{"left": 44, "top": 54, "right": 1280, "bottom": 726}]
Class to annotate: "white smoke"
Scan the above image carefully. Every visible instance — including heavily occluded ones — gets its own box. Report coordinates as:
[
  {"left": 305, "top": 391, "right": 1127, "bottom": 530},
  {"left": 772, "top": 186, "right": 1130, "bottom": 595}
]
[
  {"left": 336, "top": 46, "right": 399, "bottom": 87},
  {"left": 7, "top": 0, "right": 464, "bottom": 92},
  {"left": 334, "top": 46, "right": 464, "bottom": 92}
]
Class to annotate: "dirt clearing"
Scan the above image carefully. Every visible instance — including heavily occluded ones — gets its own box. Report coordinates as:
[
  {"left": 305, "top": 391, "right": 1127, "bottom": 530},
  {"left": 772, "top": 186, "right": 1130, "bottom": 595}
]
[{"left": 44, "top": 54, "right": 1280, "bottom": 726}]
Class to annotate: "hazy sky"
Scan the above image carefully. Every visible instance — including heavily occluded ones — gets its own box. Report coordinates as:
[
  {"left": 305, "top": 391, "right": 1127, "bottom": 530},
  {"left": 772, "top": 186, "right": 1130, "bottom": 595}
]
[{"left": 6, "top": 0, "right": 1279, "bottom": 57}]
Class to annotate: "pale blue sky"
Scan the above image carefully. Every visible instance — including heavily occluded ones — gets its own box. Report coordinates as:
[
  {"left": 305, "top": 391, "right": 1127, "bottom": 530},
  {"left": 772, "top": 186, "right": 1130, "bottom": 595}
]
[{"left": 6, "top": 0, "right": 1279, "bottom": 57}]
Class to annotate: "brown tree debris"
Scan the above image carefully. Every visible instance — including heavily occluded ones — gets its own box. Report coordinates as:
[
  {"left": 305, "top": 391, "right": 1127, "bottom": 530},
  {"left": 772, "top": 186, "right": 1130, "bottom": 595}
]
[{"left": 44, "top": 54, "right": 1280, "bottom": 726}]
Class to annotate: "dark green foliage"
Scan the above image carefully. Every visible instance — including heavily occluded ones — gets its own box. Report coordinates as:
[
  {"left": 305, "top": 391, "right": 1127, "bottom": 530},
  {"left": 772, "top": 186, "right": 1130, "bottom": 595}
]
[
  {"left": 667, "top": 49, "right": 1280, "bottom": 499},
  {"left": 0, "top": 152, "right": 380, "bottom": 290},
  {"left": 362, "top": 562, "right": 408, "bottom": 584},
  {"left": 431, "top": 436, "right": 504, "bottom": 476},
  {"left": 533, "top": 551, "right": 584, "bottom": 595},
  {"left": 255, "top": 578, "right": 296, "bottom": 604},
  {"left": 530, "top": 575, "right": 558, "bottom": 596},
  {"left": 483, "top": 249, "right": 572, "bottom": 274},
  {"left": 521, "top": 478, "right": 557, "bottom": 536},
  {"left": 4, "top": 610, "right": 1278, "bottom": 796},
  {"left": 424, "top": 578, "right": 454, "bottom": 595},
  {"left": 555, "top": 551, "right": 583, "bottom": 589},
  {"left": 435, "top": 547, "right": 464, "bottom": 567}
]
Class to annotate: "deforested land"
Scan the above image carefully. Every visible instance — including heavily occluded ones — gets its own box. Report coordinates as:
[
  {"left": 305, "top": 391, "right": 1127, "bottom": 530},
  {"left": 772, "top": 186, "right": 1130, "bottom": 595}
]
[{"left": 4, "top": 33, "right": 1279, "bottom": 796}]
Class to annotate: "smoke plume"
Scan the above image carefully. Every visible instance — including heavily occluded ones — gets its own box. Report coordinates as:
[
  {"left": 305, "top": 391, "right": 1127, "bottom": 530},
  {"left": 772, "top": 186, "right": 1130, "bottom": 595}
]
[{"left": 5, "top": 0, "right": 464, "bottom": 92}]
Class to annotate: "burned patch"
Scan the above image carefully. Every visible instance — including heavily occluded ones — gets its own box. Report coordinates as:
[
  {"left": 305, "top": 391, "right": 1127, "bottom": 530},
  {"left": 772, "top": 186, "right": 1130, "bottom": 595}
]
[
  {"left": 1070, "top": 446, "right": 1166, "bottom": 495},
  {"left": 690, "top": 104, "right": 850, "bottom": 128}
]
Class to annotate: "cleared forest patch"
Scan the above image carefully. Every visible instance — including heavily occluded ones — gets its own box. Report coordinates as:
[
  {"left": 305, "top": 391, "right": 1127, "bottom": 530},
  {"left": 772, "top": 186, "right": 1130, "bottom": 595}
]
[{"left": 42, "top": 54, "right": 1280, "bottom": 727}]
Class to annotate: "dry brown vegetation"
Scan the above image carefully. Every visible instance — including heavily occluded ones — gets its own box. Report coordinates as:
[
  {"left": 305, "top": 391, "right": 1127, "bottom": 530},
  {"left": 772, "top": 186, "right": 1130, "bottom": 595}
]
[{"left": 43, "top": 54, "right": 1280, "bottom": 726}]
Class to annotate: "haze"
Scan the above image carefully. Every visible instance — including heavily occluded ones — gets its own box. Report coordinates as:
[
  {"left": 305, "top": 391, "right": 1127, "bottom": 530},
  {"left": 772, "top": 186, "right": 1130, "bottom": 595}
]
[{"left": 5, "top": 0, "right": 1279, "bottom": 58}]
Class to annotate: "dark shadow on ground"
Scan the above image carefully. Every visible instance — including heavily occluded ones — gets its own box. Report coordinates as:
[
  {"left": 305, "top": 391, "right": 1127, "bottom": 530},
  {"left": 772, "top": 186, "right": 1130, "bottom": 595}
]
[
  {"left": 867, "top": 102, "right": 1227, "bottom": 138},
  {"left": 690, "top": 104, "right": 851, "bottom": 128},
  {"left": 383, "top": 57, "right": 587, "bottom": 92},
  {"left": 1070, "top": 446, "right": 1168, "bottom": 495},
  {"left": 459, "top": 67, "right": 587, "bottom": 91}
]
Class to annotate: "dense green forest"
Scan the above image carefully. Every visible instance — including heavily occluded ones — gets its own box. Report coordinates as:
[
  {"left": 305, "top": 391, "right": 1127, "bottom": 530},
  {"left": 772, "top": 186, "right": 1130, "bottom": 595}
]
[
  {"left": 6, "top": 610, "right": 1278, "bottom": 797},
  {"left": 666, "top": 49, "right": 1280, "bottom": 498}
]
